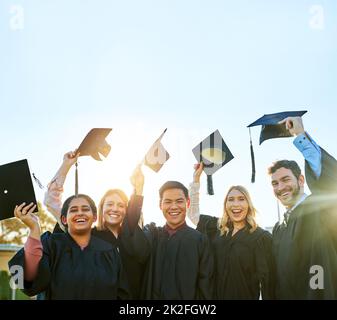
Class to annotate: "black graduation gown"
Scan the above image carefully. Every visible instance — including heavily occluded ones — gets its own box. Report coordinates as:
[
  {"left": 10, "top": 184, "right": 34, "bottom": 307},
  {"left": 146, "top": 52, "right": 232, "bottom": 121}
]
[
  {"left": 8, "top": 232, "right": 130, "bottom": 300},
  {"left": 272, "top": 148, "right": 337, "bottom": 299},
  {"left": 52, "top": 195, "right": 150, "bottom": 299},
  {"left": 140, "top": 223, "right": 213, "bottom": 300},
  {"left": 197, "top": 215, "right": 275, "bottom": 300},
  {"left": 91, "top": 225, "right": 149, "bottom": 299}
]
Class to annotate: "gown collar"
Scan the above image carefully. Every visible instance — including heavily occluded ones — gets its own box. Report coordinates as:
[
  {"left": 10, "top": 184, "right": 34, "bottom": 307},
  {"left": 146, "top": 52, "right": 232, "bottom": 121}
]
[{"left": 164, "top": 221, "right": 187, "bottom": 237}]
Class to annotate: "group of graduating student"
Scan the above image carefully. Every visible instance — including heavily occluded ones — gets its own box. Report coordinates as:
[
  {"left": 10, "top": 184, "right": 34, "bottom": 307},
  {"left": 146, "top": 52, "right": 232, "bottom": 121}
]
[{"left": 7, "top": 113, "right": 337, "bottom": 300}]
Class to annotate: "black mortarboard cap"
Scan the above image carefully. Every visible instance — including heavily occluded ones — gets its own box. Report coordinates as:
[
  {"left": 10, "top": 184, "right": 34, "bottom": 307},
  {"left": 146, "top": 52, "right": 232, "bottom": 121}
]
[
  {"left": 192, "top": 130, "right": 234, "bottom": 195},
  {"left": 247, "top": 110, "right": 307, "bottom": 182},
  {"left": 247, "top": 111, "right": 308, "bottom": 144},
  {"left": 0, "top": 159, "right": 37, "bottom": 221},
  {"left": 143, "top": 129, "right": 170, "bottom": 172},
  {"left": 75, "top": 128, "right": 112, "bottom": 195}
]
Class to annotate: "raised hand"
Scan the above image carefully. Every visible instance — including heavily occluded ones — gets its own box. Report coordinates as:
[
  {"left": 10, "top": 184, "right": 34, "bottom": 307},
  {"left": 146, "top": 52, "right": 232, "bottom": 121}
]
[
  {"left": 130, "top": 163, "right": 145, "bottom": 196},
  {"left": 278, "top": 116, "right": 305, "bottom": 137},
  {"left": 14, "top": 202, "right": 39, "bottom": 231},
  {"left": 62, "top": 150, "right": 79, "bottom": 169},
  {"left": 193, "top": 162, "right": 204, "bottom": 183}
]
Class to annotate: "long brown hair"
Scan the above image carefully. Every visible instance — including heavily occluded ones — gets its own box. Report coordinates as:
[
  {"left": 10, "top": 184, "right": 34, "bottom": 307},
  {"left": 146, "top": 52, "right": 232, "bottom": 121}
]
[
  {"left": 218, "top": 185, "right": 258, "bottom": 236},
  {"left": 97, "top": 189, "right": 129, "bottom": 231}
]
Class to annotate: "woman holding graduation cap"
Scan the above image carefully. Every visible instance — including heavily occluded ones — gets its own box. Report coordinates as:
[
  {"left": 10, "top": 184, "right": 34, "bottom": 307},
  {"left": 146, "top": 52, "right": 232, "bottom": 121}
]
[
  {"left": 188, "top": 162, "right": 275, "bottom": 300},
  {"left": 44, "top": 148, "right": 149, "bottom": 299},
  {"left": 9, "top": 196, "right": 130, "bottom": 299},
  {"left": 44, "top": 128, "right": 176, "bottom": 299}
]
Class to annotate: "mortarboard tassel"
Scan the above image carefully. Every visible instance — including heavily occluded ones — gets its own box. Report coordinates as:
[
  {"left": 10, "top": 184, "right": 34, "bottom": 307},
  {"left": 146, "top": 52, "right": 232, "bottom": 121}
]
[
  {"left": 207, "top": 175, "right": 214, "bottom": 195},
  {"left": 32, "top": 173, "right": 44, "bottom": 189},
  {"left": 249, "top": 128, "right": 256, "bottom": 183},
  {"left": 75, "top": 161, "right": 79, "bottom": 196}
]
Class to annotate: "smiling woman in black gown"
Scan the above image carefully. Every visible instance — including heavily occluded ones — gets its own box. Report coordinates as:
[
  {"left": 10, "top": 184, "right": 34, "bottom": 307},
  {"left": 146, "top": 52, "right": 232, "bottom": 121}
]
[
  {"left": 44, "top": 151, "right": 149, "bottom": 299},
  {"left": 9, "top": 195, "right": 130, "bottom": 300},
  {"left": 188, "top": 163, "right": 275, "bottom": 300}
]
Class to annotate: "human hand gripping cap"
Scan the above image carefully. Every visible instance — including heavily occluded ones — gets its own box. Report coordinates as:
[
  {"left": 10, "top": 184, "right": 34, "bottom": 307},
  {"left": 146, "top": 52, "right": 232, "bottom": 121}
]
[
  {"left": 192, "top": 130, "right": 234, "bottom": 195},
  {"left": 74, "top": 128, "right": 112, "bottom": 195},
  {"left": 143, "top": 129, "right": 170, "bottom": 172},
  {"left": 0, "top": 159, "right": 37, "bottom": 221},
  {"left": 247, "top": 110, "right": 307, "bottom": 183}
]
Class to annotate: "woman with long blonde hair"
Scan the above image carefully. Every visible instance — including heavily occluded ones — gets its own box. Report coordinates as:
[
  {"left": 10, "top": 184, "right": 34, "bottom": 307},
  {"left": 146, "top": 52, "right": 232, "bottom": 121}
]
[{"left": 188, "top": 163, "right": 275, "bottom": 300}]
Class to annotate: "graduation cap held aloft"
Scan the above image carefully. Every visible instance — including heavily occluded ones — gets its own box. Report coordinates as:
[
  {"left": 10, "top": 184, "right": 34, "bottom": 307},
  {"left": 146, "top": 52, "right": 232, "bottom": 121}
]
[
  {"left": 143, "top": 129, "right": 170, "bottom": 172},
  {"left": 192, "top": 130, "right": 234, "bottom": 195},
  {"left": 0, "top": 159, "right": 38, "bottom": 221},
  {"left": 75, "top": 128, "right": 112, "bottom": 195},
  {"left": 247, "top": 110, "right": 307, "bottom": 183}
]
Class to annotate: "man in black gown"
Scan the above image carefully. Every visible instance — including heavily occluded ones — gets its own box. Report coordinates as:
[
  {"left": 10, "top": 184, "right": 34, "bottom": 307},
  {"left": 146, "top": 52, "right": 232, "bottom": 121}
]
[
  {"left": 269, "top": 116, "right": 337, "bottom": 299},
  {"left": 128, "top": 179, "right": 213, "bottom": 300}
]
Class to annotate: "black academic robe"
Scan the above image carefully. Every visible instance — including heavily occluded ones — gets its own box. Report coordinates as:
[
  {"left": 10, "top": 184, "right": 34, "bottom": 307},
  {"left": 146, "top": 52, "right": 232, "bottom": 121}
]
[
  {"left": 91, "top": 225, "right": 149, "bottom": 300},
  {"left": 53, "top": 195, "right": 150, "bottom": 299},
  {"left": 197, "top": 215, "right": 275, "bottom": 300},
  {"left": 140, "top": 223, "right": 213, "bottom": 300},
  {"left": 272, "top": 148, "right": 337, "bottom": 299},
  {"left": 8, "top": 232, "right": 130, "bottom": 300}
]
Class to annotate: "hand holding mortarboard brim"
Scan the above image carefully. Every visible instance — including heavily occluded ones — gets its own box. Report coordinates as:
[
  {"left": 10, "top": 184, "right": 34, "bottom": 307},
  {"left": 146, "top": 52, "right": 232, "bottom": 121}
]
[
  {"left": 74, "top": 128, "right": 112, "bottom": 196},
  {"left": 192, "top": 130, "right": 234, "bottom": 195},
  {"left": 247, "top": 110, "right": 307, "bottom": 183},
  {"left": 0, "top": 159, "right": 38, "bottom": 221},
  {"left": 63, "top": 150, "right": 80, "bottom": 169},
  {"left": 278, "top": 116, "right": 306, "bottom": 137},
  {"left": 142, "top": 129, "right": 170, "bottom": 173},
  {"left": 14, "top": 202, "right": 38, "bottom": 229}
]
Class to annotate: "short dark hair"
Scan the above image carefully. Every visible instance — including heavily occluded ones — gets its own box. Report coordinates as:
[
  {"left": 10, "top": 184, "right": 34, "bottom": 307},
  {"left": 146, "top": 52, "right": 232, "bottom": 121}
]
[
  {"left": 268, "top": 160, "right": 302, "bottom": 180},
  {"left": 61, "top": 194, "right": 97, "bottom": 219},
  {"left": 159, "top": 181, "right": 189, "bottom": 200}
]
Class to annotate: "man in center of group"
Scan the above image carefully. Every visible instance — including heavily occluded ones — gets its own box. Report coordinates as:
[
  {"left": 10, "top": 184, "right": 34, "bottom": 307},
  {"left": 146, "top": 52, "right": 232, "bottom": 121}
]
[{"left": 128, "top": 177, "right": 213, "bottom": 300}]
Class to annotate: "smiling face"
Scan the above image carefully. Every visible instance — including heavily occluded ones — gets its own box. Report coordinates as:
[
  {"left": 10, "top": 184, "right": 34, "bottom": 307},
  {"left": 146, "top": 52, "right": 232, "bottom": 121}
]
[
  {"left": 160, "top": 188, "right": 188, "bottom": 229},
  {"left": 225, "top": 189, "right": 249, "bottom": 224},
  {"left": 61, "top": 197, "right": 96, "bottom": 235},
  {"left": 271, "top": 167, "right": 304, "bottom": 209},
  {"left": 102, "top": 193, "right": 127, "bottom": 228}
]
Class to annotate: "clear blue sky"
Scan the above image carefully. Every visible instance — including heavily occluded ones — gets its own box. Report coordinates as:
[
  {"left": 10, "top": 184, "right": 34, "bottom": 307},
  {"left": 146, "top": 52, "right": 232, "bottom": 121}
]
[{"left": 1, "top": 0, "right": 337, "bottom": 228}]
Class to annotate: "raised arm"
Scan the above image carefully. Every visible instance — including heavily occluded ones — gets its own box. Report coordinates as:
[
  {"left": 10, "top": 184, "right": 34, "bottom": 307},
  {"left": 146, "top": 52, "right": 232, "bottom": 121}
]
[
  {"left": 280, "top": 116, "right": 337, "bottom": 193},
  {"left": 187, "top": 162, "right": 204, "bottom": 226},
  {"left": 120, "top": 164, "right": 151, "bottom": 263},
  {"left": 44, "top": 151, "right": 78, "bottom": 228},
  {"left": 11, "top": 203, "right": 43, "bottom": 284},
  {"left": 128, "top": 164, "right": 145, "bottom": 231}
]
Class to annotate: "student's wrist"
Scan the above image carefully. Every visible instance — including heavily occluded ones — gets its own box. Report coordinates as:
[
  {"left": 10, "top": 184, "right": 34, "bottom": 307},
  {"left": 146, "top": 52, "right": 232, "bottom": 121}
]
[
  {"left": 134, "top": 185, "right": 144, "bottom": 196},
  {"left": 58, "top": 163, "right": 72, "bottom": 176},
  {"left": 294, "top": 129, "right": 305, "bottom": 137},
  {"left": 29, "top": 225, "right": 41, "bottom": 240}
]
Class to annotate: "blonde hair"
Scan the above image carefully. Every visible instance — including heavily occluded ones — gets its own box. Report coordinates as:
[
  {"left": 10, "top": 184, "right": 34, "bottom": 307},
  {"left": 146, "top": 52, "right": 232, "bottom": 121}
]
[
  {"left": 97, "top": 189, "right": 129, "bottom": 231},
  {"left": 218, "top": 185, "right": 258, "bottom": 236}
]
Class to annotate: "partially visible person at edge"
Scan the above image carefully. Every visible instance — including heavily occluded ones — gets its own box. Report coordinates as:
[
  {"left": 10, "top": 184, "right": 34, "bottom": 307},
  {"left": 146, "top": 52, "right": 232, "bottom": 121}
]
[{"left": 268, "top": 116, "right": 337, "bottom": 299}]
